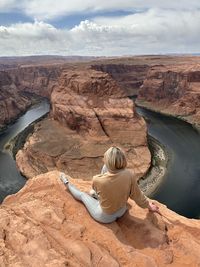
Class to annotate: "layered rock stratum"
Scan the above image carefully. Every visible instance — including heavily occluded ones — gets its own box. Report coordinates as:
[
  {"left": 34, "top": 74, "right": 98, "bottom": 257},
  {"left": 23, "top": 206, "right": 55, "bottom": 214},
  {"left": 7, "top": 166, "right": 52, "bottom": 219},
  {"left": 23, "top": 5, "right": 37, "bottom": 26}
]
[
  {"left": 0, "top": 65, "right": 62, "bottom": 130},
  {"left": 8, "top": 65, "right": 62, "bottom": 98},
  {"left": 92, "top": 64, "right": 149, "bottom": 97},
  {"left": 0, "top": 71, "right": 31, "bottom": 130},
  {"left": 137, "top": 64, "right": 200, "bottom": 128},
  {"left": 1, "top": 56, "right": 200, "bottom": 266},
  {"left": 0, "top": 170, "right": 200, "bottom": 267},
  {"left": 16, "top": 68, "right": 151, "bottom": 179},
  {"left": 1, "top": 55, "right": 200, "bottom": 131}
]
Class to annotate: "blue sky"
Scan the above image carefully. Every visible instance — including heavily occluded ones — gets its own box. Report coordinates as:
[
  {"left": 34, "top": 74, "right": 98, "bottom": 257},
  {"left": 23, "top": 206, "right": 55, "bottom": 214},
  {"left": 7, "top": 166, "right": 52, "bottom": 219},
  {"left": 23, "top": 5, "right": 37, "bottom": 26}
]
[
  {"left": 51, "top": 11, "right": 134, "bottom": 29},
  {"left": 0, "top": 1, "right": 200, "bottom": 56},
  {"left": 0, "top": 12, "right": 33, "bottom": 26},
  {"left": 0, "top": 10, "right": 133, "bottom": 28}
]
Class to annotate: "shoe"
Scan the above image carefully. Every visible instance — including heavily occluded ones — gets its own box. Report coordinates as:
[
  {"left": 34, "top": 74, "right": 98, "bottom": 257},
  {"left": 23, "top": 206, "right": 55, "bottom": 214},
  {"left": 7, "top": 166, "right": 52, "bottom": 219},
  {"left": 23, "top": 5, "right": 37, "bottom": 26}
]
[{"left": 60, "top": 172, "right": 69, "bottom": 185}]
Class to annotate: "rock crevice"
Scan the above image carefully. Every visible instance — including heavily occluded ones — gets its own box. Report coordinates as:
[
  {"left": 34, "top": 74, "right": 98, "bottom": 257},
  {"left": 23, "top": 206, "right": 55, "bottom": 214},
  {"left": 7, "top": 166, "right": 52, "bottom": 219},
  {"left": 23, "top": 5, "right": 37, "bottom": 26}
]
[{"left": 16, "top": 68, "right": 151, "bottom": 179}]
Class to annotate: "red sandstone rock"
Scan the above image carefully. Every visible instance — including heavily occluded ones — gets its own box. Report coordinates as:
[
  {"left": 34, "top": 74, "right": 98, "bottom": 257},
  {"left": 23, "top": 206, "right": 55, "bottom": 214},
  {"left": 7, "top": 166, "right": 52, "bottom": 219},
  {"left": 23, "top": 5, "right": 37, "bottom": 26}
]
[
  {"left": 1, "top": 56, "right": 200, "bottom": 266},
  {"left": 8, "top": 65, "right": 62, "bottom": 98},
  {"left": 0, "top": 65, "right": 62, "bottom": 130},
  {"left": 16, "top": 68, "right": 150, "bottom": 179},
  {"left": 1, "top": 56, "right": 200, "bottom": 131},
  {"left": 137, "top": 64, "right": 200, "bottom": 128},
  {"left": 92, "top": 64, "right": 149, "bottom": 97},
  {"left": 0, "top": 71, "right": 31, "bottom": 130},
  {"left": 0, "top": 170, "right": 200, "bottom": 267}
]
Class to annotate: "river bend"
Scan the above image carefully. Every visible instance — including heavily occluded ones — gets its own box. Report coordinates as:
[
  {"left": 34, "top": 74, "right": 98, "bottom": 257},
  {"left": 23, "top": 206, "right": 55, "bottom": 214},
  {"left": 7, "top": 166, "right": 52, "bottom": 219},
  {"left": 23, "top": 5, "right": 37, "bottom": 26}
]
[
  {"left": 0, "top": 103, "right": 199, "bottom": 219},
  {"left": 137, "top": 107, "right": 200, "bottom": 219},
  {"left": 0, "top": 100, "right": 50, "bottom": 202}
]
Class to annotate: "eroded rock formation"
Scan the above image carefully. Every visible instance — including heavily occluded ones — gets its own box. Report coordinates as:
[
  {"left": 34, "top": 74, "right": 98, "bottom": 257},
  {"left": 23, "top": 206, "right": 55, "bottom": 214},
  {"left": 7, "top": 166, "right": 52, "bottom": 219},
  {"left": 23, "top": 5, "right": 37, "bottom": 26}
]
[
  {"left": 8, "top": 65, "right": 62, "bottom": 98},
  {"left": 1, "top": 56, "right": 200, "bottom": 267},
  {"left": 137, "top": 64, "right": 200, "bottom": 128},
  {"left": 2, "top": 56, "right": 200, "bottom": 131},
  {"left": 0, "top": 65, "right": 62, "bottom": 130},
  {"left": 16, "top": 68, "right": 151, "bottom": 179},
  {"left": 0, "top": 71, "right": 31, "bottom": 130},
  {"left": 92, "top": 64, "right": 149, "bottom": 97},
  {"left": 0, "top": 170, "right": 200, "bottom": 267}
]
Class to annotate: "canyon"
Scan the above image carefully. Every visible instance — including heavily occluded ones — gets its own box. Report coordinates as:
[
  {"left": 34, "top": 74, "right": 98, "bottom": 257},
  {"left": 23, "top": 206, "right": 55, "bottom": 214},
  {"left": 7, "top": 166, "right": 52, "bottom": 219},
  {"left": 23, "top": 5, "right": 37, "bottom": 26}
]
[
  {"left": 92, "top": 63, "right": 149, "bottom": 97},
  {"left": 0, "top": 55, "right": 200, "bottom": 266},
  {"left": 0, "top": 64, "right": 62, "bottom": 131},
  {"left": 0, "top": 71, "right": 31, "bottom": 131},
  {"left": 1, "top": 55, "right": 200, "bottom": 131},
  {"left": 16, "top": 67, "right": 151, "bottom": 179},
  {"left": 137, "top": 63, "right": 200, "bottom": 129}
]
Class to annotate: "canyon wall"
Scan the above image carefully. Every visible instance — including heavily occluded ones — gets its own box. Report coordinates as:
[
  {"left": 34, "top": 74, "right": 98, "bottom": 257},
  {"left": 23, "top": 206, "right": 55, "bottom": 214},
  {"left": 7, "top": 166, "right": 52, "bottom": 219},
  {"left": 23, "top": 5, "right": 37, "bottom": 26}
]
[
  {"left": 1, "top": 57, "right": 200, "bottom": 266},
  {"left": 0, "top": 65, "right": 62, "bottom": 130},
  {"left": 92, "top": 64, "right": 149, "bottom": 97},
  {"left": 0, "top": 170, "right": 200, "bottom": 267},
  {"left": 2, "top": 56, "right": 199, "bottom": 131},
  {"left": 137, "top": 64, "right": 200, "bottom": 128},
  {"left": 0, "top": 71, "right": 31, "bottom": 130},
  {"left": 90, "top": 56, "right": 200, "bottom": 98},
  {"left": 16, "top": 67, "right": 151, "bottom": 179},
  {"left": 8, "top": 65, "right": 62, "bottom": 98}
]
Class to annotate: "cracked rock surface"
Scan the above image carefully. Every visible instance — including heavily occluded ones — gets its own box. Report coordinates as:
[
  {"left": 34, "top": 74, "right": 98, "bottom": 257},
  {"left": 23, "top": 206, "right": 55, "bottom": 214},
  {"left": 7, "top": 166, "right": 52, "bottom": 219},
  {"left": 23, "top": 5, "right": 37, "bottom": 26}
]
[
  {"left": 1, "top": 170, "right": 200, "bottom": 267},
  {"left": 16, "top": 68, "right": 150, "bottom": 179}
]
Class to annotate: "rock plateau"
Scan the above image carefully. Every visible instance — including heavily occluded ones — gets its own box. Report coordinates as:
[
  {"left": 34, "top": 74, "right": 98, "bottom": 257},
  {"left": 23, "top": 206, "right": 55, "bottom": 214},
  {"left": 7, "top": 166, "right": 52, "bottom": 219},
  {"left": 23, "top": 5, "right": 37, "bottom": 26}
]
[{"left": 0, "top": 171, "right": 200, "bottom": 267}]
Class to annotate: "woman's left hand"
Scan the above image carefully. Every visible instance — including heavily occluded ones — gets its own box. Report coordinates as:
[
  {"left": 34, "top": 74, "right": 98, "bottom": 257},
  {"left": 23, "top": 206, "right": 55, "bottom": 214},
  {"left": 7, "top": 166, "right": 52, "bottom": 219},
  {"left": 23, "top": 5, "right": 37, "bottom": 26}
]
[{"left": 148, "top": 202, "right": 160, "bottom": 213}]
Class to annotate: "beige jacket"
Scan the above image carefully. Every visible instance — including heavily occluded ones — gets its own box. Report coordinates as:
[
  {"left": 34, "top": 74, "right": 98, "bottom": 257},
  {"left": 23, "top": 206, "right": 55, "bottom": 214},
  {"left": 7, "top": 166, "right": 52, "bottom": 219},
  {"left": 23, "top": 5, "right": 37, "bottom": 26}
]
[{"left": 92, "top": 168, "right": 149, "bottom": 214}]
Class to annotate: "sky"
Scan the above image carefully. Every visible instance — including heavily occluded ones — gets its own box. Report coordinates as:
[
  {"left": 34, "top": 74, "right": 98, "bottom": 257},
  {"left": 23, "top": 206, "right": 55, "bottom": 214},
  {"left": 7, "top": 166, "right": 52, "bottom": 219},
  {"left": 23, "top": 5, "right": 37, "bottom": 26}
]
[{"left": 0, "top": 0, "right": 200, "bottom": 57}]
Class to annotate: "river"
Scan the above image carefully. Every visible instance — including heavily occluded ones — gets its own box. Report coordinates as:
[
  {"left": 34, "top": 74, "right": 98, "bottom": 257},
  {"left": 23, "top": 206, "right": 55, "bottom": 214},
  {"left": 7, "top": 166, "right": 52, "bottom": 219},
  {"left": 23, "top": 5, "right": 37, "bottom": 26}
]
[
  {"left": 137, "top": 107, "right": 200, "bottom": 219},
  {"left": 0, "top": 100, "right": 50, "bottom": 202}
]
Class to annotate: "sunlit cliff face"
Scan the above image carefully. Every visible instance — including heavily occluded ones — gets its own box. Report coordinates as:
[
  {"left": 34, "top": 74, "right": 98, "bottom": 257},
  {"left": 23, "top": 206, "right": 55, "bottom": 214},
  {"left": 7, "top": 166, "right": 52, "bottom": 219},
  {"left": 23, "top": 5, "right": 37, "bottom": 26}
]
[
  {"left": 1, "top": 170, "right": 200, "bottom": 267},
  {"left": 138, "top": 64, "right": 200, "bottom": 127},
  {"left": 14, "top": 66, "right": 150, "bottom": 179}
]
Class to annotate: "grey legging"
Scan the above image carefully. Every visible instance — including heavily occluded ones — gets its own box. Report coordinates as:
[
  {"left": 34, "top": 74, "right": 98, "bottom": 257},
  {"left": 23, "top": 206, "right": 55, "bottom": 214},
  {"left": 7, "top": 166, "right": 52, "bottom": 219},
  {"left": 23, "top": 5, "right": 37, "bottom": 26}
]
[
  {"left": 67, "top": 164, "right": 126, "bottom": 223},
  {"left": 67, "top": 183, "right": 127, "bottom": 223}
]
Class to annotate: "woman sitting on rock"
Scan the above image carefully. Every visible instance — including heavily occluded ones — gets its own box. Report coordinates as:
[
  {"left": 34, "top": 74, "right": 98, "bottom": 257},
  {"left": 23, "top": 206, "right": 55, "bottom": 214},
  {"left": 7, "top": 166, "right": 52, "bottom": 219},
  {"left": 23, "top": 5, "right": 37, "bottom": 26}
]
[{"left": 60, "top": 146, "right": 159, "bottom": 223}]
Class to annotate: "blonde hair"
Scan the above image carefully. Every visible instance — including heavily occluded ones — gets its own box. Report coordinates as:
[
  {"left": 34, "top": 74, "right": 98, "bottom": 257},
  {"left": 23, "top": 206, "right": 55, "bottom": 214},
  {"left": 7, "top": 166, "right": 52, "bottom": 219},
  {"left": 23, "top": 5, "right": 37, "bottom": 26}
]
[{"left": 104, "top": 146, "right": 127, "bottom": 172}]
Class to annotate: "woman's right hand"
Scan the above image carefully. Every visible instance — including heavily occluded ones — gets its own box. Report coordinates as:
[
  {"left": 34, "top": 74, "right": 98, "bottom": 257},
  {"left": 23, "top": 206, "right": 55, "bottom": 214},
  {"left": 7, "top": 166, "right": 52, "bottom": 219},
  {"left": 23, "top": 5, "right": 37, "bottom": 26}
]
[{"left": 148, "top": 202, "right": 160, "bottom": 213}]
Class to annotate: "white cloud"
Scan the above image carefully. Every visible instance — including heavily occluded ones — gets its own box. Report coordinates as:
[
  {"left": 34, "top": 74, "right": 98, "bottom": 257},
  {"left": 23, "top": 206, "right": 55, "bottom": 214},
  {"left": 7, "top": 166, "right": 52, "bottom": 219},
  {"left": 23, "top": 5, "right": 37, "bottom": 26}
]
[
  {"left": 0, "top": 0, "right": 200, "bottom": 20},
  {"left": 0, "top": 21, "right": 72, "bottom": 56},
  {"left": 0, "top": 0, "right": 16, "bottom": 10},
  {"left": 92, "top": 9, "right": 200, "bottom": 42},
  {"left": 70, "top": 9, "right": 200, "bottom": 55},
  {"left": 0, "top": 9, "right": 200, "bottom": 56}
]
